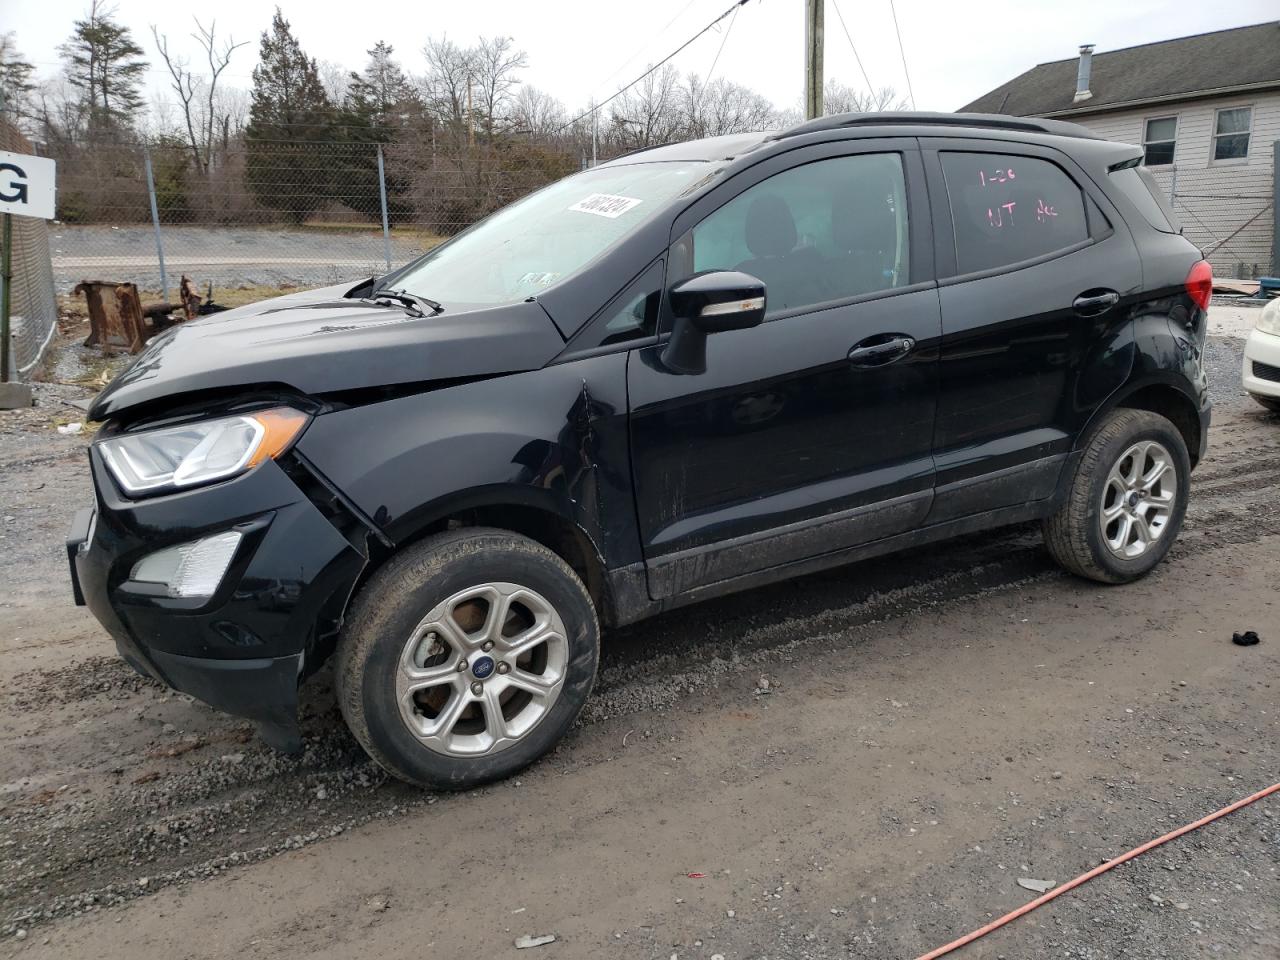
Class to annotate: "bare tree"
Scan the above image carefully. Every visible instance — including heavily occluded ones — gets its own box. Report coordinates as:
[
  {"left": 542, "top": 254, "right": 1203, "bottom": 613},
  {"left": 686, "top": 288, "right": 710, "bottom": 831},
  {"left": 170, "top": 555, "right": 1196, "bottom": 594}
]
[
  {"left": 151, "top": 26, "right": 201, "bottom": 166},
  {"left": 196, "top": 21, "right": 246, "bottom": 166},
  {"left": 34, "top": 73, "right": 88, "bottom": 145},
  {"left": 609, "top": 63, "right": 682, "bottom": 149},
  {"left": 683, "top": 73, "right": 779, "bottom": 138},
  {"left": 471, "top": 36, "right": 527, "bottom": 136},
  {"left": 421, "top": 36, "right": 474, "bottom": 132},
  {"left": 152, "top": 18, "right": 246, "bottom": 172},
  {"left": 214, "top": 85, "right": 249, "bottom": 148},
  {"left": 510, "top": 86, "right": 565, "bottom": 140},
  {"left": 823, "top": 81, "right": 909, "bottom": 115},
  {"left": 317, "top": 60, "right": 350, "bottom": 106}
]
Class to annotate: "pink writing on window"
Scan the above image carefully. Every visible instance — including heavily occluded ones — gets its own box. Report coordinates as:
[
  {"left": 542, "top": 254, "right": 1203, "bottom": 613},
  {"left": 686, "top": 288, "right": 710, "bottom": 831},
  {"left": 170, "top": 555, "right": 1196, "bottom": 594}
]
[
  {"left": 1035, "top": 198, "right": 1058, "bottom": 222},
  {"left": 986, "top": 201, "right": 1017, "bottom": 227},
  {"left": 978, "top": 167, "right": 1016, "bottom": 187}
]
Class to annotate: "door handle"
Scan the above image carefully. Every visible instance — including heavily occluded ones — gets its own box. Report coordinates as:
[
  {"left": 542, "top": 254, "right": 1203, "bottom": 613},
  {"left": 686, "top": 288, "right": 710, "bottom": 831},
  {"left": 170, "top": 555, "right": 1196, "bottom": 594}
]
[
  {"left": 1072, "top": 290, "right": 1120, "bottom": 316},
  {"left": 848, "top": 335, "right": 915, "bottom": 367}
]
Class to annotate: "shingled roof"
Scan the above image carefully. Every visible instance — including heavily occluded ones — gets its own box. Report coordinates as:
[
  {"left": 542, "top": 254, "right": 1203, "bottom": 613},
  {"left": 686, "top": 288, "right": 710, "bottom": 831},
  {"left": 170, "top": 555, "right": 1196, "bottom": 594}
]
[{"left": 961, "top": 21, "right": 1280, "bottom": 117}]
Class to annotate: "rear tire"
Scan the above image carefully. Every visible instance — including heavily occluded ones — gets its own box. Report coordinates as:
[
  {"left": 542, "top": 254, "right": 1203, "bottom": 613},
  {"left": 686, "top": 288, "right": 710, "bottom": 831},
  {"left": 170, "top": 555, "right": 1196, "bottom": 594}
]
[
  {"left": 335, "top": 528, "right": 599, "bottom": 790},
  {"left": 1043, "top": 409, "right": 1190, "bottom": 584}
]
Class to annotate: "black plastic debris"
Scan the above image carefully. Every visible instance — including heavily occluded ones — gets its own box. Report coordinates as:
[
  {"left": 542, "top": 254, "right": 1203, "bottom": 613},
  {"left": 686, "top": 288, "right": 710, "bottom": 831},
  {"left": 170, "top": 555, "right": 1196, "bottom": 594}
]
[{"left": 1232, "top": 631, "right": 1261, "bottom": 647}]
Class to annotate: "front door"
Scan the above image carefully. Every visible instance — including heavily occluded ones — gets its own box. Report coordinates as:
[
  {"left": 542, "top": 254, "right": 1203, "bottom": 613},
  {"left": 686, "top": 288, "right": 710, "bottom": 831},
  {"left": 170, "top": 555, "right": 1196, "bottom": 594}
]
[{"left": 628, "top": 141, "right": 941, "bottom": 599}]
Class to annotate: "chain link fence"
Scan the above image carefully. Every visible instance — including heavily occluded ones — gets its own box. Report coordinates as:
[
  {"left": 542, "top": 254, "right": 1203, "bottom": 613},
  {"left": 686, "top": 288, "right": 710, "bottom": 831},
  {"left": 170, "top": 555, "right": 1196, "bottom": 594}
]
[
  {"left": 1143, "top": 164, "right": 1275, "bottom": 280},
  {"left": 40, "top": 133, "right": 1278, "bottom": 306},
  {"left": 46, "top": 137, "right": 576, "bottom": 298},
  {"left": 0, "top": 120, "right": 58, "bottom": 380},
  {"left": 1169, "top": 193, "right": 1274, "bottom": 280}
]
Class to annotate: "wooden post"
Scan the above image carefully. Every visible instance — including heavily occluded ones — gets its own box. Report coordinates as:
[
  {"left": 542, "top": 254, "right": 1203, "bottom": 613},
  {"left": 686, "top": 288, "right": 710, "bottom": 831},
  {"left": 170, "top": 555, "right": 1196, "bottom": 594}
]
[
  {"left": 804, "top": 0, "right": 824, "bottom": 121},
  {"left": 1, "top": 213, "right": 11, "bottom": 382}
]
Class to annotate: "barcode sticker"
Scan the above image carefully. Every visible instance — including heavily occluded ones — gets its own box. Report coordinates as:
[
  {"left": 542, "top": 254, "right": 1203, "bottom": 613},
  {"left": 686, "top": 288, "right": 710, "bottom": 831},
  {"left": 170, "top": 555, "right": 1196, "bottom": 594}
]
[{"left": 568, "top": 193, "right": 643, "bottom": 218}]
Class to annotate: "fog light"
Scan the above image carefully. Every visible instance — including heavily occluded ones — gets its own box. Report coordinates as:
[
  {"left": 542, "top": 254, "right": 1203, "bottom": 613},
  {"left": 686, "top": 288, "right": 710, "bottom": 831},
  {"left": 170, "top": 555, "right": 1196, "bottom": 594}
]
[{"left": 131, "top": 531, "right": 242, "bottom": 598}]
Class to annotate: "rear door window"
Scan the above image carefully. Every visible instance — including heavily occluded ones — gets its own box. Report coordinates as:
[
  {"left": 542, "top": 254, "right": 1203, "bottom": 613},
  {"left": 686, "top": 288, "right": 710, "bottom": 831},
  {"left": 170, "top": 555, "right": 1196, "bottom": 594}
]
[{"left": 940, "top": 152, "right": 1089, "bottom": 275}]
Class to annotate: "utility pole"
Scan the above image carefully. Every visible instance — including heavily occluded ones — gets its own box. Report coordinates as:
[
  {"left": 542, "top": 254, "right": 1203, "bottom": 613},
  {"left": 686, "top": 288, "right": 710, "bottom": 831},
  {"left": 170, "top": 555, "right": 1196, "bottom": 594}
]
[
  {"left": 467, "top": 78, "right": 475, "bottom": 148},
  {"left": 1, "top": 211, "right": 11, "bottom": 383},
  {"left": 804, "top": 0, "right": 824, "bottom": 120},
  {"left": 0, "top": 86, "right": 9, "bottom": 383}
]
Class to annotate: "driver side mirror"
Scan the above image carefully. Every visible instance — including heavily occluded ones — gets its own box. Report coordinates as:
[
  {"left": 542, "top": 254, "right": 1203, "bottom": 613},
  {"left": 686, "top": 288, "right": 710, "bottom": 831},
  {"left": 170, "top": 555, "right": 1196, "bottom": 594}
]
[{"left": 661, "top": 271, "right": 766, "bottom": 374}]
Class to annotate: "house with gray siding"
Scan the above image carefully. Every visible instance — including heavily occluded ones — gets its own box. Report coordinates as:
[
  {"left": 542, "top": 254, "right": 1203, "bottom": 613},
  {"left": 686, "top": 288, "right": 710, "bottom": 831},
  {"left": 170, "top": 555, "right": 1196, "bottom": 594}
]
[{"left": 962, "top": 22, "right": 1280, "bottom": 278}]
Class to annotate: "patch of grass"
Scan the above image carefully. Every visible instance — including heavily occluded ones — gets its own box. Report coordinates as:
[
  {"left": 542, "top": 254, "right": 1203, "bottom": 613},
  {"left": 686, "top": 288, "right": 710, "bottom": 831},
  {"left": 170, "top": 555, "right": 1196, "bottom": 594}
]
[
  {"left": 212, "top": 283, "right": 320, "bottom": 309},
  {"left": 300, "top": 220, "right": 445, "bottom": 241},
  {"left": 61, "top": 282, "right": 322, "bottom": 315}
]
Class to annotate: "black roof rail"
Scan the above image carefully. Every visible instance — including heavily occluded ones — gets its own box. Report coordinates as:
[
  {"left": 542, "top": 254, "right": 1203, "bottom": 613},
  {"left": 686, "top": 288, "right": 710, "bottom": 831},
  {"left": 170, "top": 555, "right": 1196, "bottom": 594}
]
[{"left": 772, "top": 111, "right": 1102, "bottom": 142}]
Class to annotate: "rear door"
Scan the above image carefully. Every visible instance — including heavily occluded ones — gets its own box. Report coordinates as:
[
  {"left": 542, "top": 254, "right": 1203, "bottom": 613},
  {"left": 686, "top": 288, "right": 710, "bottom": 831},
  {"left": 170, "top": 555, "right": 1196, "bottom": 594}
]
[
  {"left": 627, "top": 139, "right": 941, "bottom": 599},
  {"left": 921, "top": 139, "right": 1141, "bottom": 522}
]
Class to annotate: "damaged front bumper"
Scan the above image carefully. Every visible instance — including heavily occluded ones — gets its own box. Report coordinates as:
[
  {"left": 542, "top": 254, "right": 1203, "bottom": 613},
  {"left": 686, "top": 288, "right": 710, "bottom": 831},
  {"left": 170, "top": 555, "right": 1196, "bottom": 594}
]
[{"left": 67, "top": 450, "right": 368, "bottom": 751}]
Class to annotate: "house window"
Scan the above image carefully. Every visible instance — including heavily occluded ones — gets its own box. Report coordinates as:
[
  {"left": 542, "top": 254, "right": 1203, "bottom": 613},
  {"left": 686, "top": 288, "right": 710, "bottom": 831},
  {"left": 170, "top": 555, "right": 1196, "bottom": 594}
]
[
  {"left": 1212, "top": 107, "right": 1251, "bottom": 160},
  {"left": 1142, "top": 117, "right": 1177, "bottom": 166}
]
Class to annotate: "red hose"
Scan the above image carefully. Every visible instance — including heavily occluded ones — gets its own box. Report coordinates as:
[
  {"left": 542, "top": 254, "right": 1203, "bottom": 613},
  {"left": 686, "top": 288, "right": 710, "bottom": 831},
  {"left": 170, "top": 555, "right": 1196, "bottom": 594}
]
[{"left": 915, "top": 780, "right": 1280, "bottom": 960}]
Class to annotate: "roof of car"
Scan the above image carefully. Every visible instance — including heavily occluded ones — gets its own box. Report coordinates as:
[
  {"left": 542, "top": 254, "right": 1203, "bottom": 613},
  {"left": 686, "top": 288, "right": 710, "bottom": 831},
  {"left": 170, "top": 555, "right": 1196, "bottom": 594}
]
[
  {"left": 598, "top": 132, "right": 772, "bottom": 166},
  {"left": 599, "top": 112, "right": 1106, "bottom": 170},
  {"left": 774, "top": 111, "right": 1101, "bottom": 141}
]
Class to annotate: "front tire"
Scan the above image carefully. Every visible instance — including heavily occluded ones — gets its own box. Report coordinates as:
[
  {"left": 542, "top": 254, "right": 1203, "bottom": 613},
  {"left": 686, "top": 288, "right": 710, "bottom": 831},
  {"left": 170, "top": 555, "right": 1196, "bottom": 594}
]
[
  {"left": 335, "top": 528, "right": 600, "bottom": 790},
  {"left": 1043, "top": 409, "right": 1190, "bottom": 584}
]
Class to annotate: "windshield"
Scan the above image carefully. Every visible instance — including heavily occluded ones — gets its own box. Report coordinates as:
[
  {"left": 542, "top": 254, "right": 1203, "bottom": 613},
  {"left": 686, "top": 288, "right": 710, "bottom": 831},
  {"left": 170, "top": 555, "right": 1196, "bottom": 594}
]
[{"left": 392, "top": 161, "right": 716, "bottom": 308}]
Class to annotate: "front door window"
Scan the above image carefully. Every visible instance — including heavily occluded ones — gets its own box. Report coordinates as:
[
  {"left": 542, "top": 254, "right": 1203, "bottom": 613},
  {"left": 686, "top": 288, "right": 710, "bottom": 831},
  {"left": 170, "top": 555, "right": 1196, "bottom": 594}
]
[{"left": 676, "top": 153, "right": 910, "bottom": 317}]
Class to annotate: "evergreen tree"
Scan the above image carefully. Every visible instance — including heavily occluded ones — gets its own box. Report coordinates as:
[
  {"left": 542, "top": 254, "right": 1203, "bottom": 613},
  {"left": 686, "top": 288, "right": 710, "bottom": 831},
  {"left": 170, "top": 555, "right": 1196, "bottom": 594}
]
[
  {"left": 338, "top": 42, "right": 420, "bottom": 220},
  {"left": 244, "top": 8, "right": 333, "bottom": 222},
  {"left": 345, "top": 42, "right": 417, "bottom": 132},
  {"left": 0, "top": 33, "right": 36, "bottom": 120},
  {"left": 57, "top": 2, "right": 148, "bottom": 137}
]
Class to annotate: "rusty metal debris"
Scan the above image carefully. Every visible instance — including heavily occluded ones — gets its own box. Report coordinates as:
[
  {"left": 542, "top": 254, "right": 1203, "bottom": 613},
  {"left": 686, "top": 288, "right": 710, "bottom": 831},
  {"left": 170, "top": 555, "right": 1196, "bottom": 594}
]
[
  {"left": 76, "top": 280, "right": 148, "bottom": 354},
  {"left": 75, "top": 275, "right": 211, "bottom": 354}
]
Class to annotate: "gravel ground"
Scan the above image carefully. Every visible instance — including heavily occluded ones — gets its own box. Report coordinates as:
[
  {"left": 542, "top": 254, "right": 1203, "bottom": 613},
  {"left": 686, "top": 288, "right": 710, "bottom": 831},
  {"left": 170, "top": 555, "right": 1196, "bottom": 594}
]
[
  {"left": 48, "top": 225, "right": 438, "bottom": 292},
  {"left": 0, "top": 311, "right": 1276, "bottom": 959}
]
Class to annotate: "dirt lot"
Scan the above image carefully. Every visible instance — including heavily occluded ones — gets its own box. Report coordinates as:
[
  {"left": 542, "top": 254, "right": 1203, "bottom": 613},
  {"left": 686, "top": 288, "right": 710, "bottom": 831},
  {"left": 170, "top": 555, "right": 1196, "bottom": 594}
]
[{"left": 1, "top": 311, "right": 1277, "bottom": 959}]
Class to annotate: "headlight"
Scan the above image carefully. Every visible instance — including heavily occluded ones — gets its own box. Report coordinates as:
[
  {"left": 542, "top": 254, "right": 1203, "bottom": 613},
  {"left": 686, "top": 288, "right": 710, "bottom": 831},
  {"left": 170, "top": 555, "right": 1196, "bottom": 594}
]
[
  {"left": 99, "top": 407, "right": 309, "bottom": 496},
  {"left": 1256, "top": 299, "right": 1280, "bottom": 337}
]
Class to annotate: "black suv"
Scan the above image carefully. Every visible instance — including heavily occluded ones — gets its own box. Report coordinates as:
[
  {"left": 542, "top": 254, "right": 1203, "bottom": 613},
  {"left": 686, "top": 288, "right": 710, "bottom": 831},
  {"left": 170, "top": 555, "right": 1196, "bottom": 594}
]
[{"left": 68, "top": 113, "right": 1211, "bottom": 789}]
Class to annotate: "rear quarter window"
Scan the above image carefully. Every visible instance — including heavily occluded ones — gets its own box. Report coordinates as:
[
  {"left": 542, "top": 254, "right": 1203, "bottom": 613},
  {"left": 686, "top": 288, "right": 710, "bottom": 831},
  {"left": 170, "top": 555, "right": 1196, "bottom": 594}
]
[
  {"left": 940, "top": 152, "right": 1089, "bottom": 275},
  {"left": 1109, "top": 166, "right": 1180, "bottom": 234}
]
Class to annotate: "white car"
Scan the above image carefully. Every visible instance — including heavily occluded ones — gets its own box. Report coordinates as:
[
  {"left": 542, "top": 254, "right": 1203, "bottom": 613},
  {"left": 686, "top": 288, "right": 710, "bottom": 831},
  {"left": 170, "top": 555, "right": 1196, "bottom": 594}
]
[{"left": 1243, "top": 297, "right": 1280, "bottom": 413}]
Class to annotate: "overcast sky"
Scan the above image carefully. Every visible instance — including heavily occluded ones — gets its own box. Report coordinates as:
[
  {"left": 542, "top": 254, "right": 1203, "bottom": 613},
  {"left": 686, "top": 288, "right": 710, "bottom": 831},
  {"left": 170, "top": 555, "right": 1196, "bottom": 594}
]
[{"left": 7, "top": 0, "right": 1278, "bottom": 117}]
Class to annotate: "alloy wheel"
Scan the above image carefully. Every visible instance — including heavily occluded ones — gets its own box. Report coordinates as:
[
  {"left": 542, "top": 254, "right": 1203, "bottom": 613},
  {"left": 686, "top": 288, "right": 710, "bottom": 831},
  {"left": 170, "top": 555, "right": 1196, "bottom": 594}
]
[
  {"left": 1099, "top": 440, "right": 1177, "bottom": 559},
  {"left": 395, "top": 582, "right": 569, "bottom": 757}
]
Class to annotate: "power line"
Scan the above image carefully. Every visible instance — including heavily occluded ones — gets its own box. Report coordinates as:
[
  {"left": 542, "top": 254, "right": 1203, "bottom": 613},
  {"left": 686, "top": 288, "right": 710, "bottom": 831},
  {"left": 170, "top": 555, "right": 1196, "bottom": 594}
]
[
  {"left": 887, "top": 0, "right": 917, "bottom": 109},
  {"left": 591, "top": 0, "right": 702, "bottom": 100},
  {"left": 830, "top": 0, "right": 875, "bottom": 97},
  {"left": 703, "top": 3, "right": 739, "bottom": 87},
  {"left": 552, "top": 0, "right": 754, "bottom": 135}
]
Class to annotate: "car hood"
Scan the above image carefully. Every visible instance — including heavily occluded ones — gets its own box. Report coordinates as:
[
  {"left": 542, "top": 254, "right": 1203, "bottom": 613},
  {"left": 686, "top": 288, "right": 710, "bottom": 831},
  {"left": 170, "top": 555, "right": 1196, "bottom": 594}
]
[{"left": 88, "top": 283, "right": 566, "bottom": 421}]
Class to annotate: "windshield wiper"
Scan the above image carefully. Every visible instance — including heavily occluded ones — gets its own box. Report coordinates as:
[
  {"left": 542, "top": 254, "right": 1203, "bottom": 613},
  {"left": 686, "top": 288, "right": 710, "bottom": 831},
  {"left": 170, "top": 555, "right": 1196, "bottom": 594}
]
[{"left": 370, "top": 287, "right": 444, "bottom": 316}]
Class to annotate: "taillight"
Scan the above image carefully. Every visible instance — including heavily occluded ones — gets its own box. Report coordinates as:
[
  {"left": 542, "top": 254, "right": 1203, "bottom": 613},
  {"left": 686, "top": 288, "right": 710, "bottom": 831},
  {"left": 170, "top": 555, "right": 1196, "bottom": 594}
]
[{"left": 1185, "top": 260, "right": 1213, "bottom": 311}]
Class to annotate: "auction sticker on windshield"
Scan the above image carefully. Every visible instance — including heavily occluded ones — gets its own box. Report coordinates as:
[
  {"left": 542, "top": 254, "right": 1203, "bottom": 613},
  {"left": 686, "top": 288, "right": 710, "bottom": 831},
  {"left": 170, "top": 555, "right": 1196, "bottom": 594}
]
[{"left": 568, "top": 193, "right": 643, "bottom": 218}]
